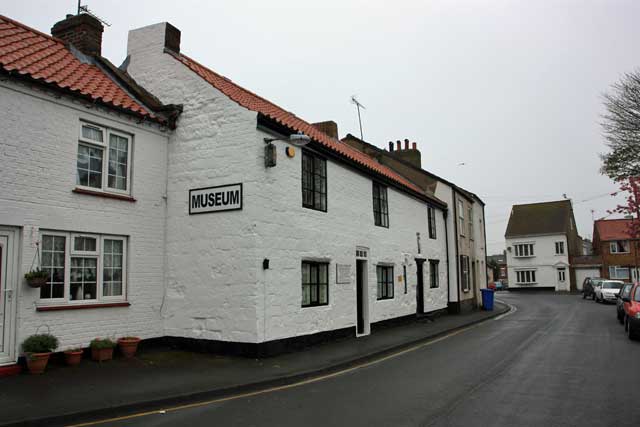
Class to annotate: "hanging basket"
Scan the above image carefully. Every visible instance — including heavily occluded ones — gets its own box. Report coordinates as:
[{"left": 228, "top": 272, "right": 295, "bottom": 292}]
[{"left": 25, "top": 275, "right": 48, "bottom": 288}]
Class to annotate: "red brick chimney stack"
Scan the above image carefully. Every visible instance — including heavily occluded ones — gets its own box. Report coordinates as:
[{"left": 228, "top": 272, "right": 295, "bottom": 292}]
[
  {"left": 51, "top": 13, "right": 104, "bottom": 57},
  {"left": 388, "top": 137, "right": 422, "bottom": 169}
]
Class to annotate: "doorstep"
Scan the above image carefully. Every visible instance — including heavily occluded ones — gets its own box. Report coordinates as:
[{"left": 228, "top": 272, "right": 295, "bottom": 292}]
[{"left": 0, "top": 364, "right": 21, "bottom": 377}]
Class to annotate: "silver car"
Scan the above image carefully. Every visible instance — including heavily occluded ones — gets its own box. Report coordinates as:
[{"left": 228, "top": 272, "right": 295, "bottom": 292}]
[{"left": 594, "top": 280, "right": 624, "bottom": 303}]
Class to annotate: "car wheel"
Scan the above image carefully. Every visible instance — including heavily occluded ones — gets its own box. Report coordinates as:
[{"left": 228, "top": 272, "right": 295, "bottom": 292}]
[
  {"left": 628, "top": 322, "right": 636, "bottom": 340},
  {"left": 625, "top": 317, "right": 629, "bottom": 332},
  {"left": 619, "top": 312, "right": 624, "bottom": 324}
]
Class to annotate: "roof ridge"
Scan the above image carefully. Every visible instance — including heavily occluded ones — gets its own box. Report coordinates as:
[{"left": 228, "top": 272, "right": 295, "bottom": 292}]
[
  {"left": 0, "top": 15, "right": 63, "bottom": 47},
  {"left": 178, "top": 51, "right": 301, "bottom": 122}
]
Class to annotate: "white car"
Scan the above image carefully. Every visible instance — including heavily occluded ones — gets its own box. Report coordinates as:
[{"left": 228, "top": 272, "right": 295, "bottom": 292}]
[{"left": 594, "top": 280, "right": 624, "bottom": 303}]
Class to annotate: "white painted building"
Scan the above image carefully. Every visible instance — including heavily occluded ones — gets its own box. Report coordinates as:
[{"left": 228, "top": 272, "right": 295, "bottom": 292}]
[
  {"left": 126, "top": 22, "right": 450, "bottom": 353},
  {"left": 0, "top": 14, "right": 180, "bottom": 367},
  {"left": 505, "top": 200, "right": 581, "bottom": 291}
]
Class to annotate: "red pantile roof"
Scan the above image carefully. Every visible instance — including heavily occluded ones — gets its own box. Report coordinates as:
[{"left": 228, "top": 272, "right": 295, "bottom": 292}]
[
  {"left": 595, "top": 218, "right": 634, "bottom": 241},
  {"left": 170, "top": 51, "right": 426, "bottom": 196},
  {"left": 0, "top": 15, "right": 154, "bottom": 120}
]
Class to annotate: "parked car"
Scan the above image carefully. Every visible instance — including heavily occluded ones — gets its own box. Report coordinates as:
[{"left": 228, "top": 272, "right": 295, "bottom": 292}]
[
  {"left": 622, "top": 283, "right": 640, "bottom": 340},
  {"left": 617, "top": 283, "right": 633, "bottom": 323},
  {"left": 594, "top": 280, "right": 624, "bottom": 303},
  {"left": 582, "top": 278, "right": 603, "bottom": 300}
]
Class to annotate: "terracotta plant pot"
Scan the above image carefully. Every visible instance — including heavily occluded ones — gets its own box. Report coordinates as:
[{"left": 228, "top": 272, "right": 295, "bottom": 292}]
[
  {"left": 26, "top": 352, "right": 51, "bottom": 374},
  {"left": 117, "top": 337, "right": 141, "bottom": 359},
  {"left": 91, "top": 347, "right": 114, "bottom": 362},
  {"left": 64, "top": 350, "right": 83, "bottom": 366},
  {"left": 26, "top": 276, "right": 48, "bottom": 288}
]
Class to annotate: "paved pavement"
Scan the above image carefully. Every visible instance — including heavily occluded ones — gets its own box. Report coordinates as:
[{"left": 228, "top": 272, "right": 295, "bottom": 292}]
[
  {"left": 102, "top": 293, "right": 640, "bottom": 427},
  {"left": 0, "top": 301, "right": 507, "bottom": 426}
]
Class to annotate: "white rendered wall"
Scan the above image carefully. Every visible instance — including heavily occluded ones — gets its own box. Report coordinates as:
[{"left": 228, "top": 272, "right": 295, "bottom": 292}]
[
  {"left": 434, "top": 182, "right": 458, "bottom": 303},
  {"left": 127, "top": 22, "right": 449, "bottom": 344},
  {"left": 506, "top": 234, "right": 570, "bottom": 291},
  {"left": 0, "top": 81, "right": 169, "bottom": 351}
]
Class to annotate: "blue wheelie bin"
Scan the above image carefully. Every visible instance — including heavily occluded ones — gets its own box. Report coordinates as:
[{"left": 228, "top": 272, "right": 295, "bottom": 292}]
[{"left": 481, "top": 288, "right": 494, "bottom": 311}]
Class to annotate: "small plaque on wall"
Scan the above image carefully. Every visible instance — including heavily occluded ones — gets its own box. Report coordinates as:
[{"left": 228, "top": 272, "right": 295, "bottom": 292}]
[{"left": 336, "top": 264, "right": 351, "bottom": 284}]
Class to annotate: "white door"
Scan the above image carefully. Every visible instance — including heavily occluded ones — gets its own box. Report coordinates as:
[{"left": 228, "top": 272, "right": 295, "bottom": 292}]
[{"left": 0, "top": 228, "right": 18, "bottom": 365}]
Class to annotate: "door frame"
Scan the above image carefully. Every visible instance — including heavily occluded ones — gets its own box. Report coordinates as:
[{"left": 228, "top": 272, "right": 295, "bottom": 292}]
[
  {"left": 415, "top": 258, "right": 426, "bottom": 315},
  {"left": 355, "top": 247, "right": 370, "bottom": 337},
  {"left": 0, "top": 226, "right": 19, "bottom": 366}
]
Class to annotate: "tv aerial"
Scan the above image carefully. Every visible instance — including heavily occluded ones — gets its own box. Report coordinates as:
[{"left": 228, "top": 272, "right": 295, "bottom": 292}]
[
  {"left": 77, "top": 0, "right": 111, "bottom": 27},
  {"left": 350, "top": 95, "right": 366, "bottom": 140}
]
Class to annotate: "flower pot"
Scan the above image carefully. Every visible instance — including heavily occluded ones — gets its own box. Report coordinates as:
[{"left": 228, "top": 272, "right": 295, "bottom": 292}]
[
  {"left": 26, "top": 276, "right": 48, "bottom": 288},
  {"left": 91, "top": 347, "right": 114, "bottom": 362},
  {"left": 26, "top": 352, "right": 51, "bottom": 374},
  {"left": 117, "top": 337, "right": 141, "bottom": 359},
  {"left": 64, "top": 350, "right": 83, "bottom": 366}
]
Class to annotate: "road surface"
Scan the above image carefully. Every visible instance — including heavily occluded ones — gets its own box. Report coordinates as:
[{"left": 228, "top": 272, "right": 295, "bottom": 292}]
[{"left": 90, "top": 292, "right": 640, "bottom": 427}]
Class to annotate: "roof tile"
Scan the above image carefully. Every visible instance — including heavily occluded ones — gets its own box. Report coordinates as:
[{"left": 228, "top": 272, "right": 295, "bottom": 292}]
[
  {"left": 169, "top": 52, "right": 423, "bottom": 194},
  {"left": 0, "top": 15, "right": 154, "bottom": 119}
]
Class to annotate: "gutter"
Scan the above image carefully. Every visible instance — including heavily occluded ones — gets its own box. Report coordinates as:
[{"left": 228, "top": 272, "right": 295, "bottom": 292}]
[{"left": 453, "top": 190, "right": 461, "bottom": 307}]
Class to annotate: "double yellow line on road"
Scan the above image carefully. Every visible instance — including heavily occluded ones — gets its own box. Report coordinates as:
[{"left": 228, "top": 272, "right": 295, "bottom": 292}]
[{"left": 68, "top": 305, "right": 514, "bottom": 427}]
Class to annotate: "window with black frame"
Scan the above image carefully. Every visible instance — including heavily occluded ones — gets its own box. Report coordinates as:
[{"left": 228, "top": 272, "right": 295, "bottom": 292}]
[
  {"left": 301, "top": 261, "right": 329, "bottom": 307},
  {"left": 429, "top": 259, "right": 439, "bottom": 288},
  {"left": 428, "top": 206, "right": 436, "bottom": 239},
  {"left": 377, "top": 265, "right": 394, "bottom": 299},
  {"left": 302, "top": 151, "right": 327, "bottom": 211},
  {"left": 372, "top": 182, "right": 389, "bottom": 227}
]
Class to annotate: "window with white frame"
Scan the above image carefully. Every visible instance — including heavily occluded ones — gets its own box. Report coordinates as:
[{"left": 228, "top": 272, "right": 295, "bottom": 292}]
[
  {"left": 458, "top": 200, "right": 465, "bottom": 236},
  {"left": 516, "top": 270, "right": 536, "bottom": 284},
  {"left": 514, "top": 243, "right": 535, "bottom": 257},
  {"left": 39, "top": 232, "right": 127, "bottom": 304},
  {"left": 468, "top": 207, "right": 473, "bottom": 239},
  {"left": 557, "top": 268, "right": 566, "bottom": 282},
  {"left": 77, "top": 122, "right": 132, "bottom": 194},
  {"left": 428, "top": 206, "right": 437, "bottom": 239},
  {"left": 376, "top": 265, "right": 394, "bottom": 300},
  {"left": 610, "top": 240, "right": 630, "bottom": 254},
  {"left": 555, "top": 241, "right": 565, "bottom": 255},
  {"left": 609, "top": 265, "right": 630, "bottom": 280}
]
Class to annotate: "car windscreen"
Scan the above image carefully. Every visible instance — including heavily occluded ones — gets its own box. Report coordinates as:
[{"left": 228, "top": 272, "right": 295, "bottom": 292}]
[
  {"left": 635, "top": 288, "right": 640, "bottom": 302},
  {"left": 602, "top": 282, "right": 623, "bottom": 289}
]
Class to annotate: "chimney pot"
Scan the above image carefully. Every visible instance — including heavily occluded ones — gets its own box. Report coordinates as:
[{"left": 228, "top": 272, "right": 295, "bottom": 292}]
[
  {"left": 412, "top": 142, "right": 417, "bottom": 150},
  {"left": 404, "top": 139, "right": 409, "bottom": 150},
  {"left": 396, "top": 140, "right": 401, "bottom": 150},
  {"left": 51, "top": 13, "right": 104, "bottom": 56},
  {"left": 388, "top": 141, "right": 394, "bottom": 152}
]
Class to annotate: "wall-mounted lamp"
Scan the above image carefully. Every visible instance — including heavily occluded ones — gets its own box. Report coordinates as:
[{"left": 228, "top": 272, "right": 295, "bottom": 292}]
[{"left": 264, "top": 132, "right": 311, "bottom": 168}]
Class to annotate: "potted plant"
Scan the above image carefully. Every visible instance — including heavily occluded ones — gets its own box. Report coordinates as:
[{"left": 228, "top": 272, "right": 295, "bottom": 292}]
[
  {"left": 22, "top": 333, "right": 58, "bottom": 374},
  {"left": 64, "top": 348, "right": 84, "bottom": 366},
  {"left": 117, "top": 336, "right": 141, "bottom": 359},
  {"left": 90, "top": 338, "right": 116, "bottom": 362},
  {"left": 24, "top": 268, "right": 49, "bottom": 288}
]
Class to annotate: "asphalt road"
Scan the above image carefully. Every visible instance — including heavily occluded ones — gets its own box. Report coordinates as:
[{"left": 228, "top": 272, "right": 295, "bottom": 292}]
[{"left": 99, "top": 293, "right": 640, "bottom": 427}]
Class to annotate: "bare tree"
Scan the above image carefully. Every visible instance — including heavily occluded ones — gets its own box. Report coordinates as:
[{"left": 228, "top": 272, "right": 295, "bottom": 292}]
[{"left": 601, "top": 70, "right": 640, "bottom": 181}]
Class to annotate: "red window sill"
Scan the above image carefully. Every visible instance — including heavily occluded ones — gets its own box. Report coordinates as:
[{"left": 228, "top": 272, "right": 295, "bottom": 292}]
[
  {"left": 36, "top": 302, "right": 130, "bottom": 312},
  {"left": 73, "top": 188, "right": 136, "bottom": 202}
]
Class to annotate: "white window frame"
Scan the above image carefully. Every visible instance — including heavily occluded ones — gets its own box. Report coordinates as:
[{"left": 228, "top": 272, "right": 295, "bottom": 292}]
[
  {"left": 77, "top": 122, "right": 133, "bottom": 196},
  {"left": 514, "top": 243, "right": 535, "bottom": 258},
  {"left": 610, "top": 240, "right": 630, "bottom": 254},
  {"left": 609, "top": 265, "right": 630, "bottom": 280},
  {"left": 38, "top": 231, "right": 127, "bottom": 306},
  {"left": 555, "top": 241, "right": 565, "bottom": 255},
  {"left": 515, "top": 269, "right": 537, "bottom": 284},
  {"left": 468, "top": 207, "right": 473, "bottom": 240}
]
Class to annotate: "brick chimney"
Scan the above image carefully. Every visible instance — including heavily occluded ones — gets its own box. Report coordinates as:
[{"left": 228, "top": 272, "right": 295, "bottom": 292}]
[
  {"left": 311, "top": 121, "right": 339, "bottom": 139},
  {"left": 52, "top": 13, "right": 104, "bottom": 56},
  {"left": 388, "top": 138, "right": 422, "bottom": 169}
]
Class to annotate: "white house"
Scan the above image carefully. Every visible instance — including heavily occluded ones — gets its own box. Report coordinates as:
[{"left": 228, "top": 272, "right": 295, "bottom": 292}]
[
  {"left": 125, "top": 21, "right": 450, "bottom": 354},
  {"left": 0, "top": 14, "right": 180, "bottom": 369},
  {"left": 505, "top": 200, "right": 582, "bottom": 291}
]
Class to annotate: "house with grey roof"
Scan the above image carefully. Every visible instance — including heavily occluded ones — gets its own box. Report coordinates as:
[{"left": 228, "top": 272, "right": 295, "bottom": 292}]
[{"left": 504, "top": 200, "right": 582, "bottom": 291}]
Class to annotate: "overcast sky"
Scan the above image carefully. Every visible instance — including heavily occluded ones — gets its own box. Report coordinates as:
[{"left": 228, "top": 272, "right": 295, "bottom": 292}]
[{"left": 6, "top": 0, "right": 639, "bottom": 253}]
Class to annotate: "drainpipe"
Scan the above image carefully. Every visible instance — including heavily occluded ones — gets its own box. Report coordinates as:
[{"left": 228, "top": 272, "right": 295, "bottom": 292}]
[
  {"left": 482, "top": 203, "right": 489, "bottom": 289},
  {"left": 452, "top": 189, "right": 460, "bottom": 312}
]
